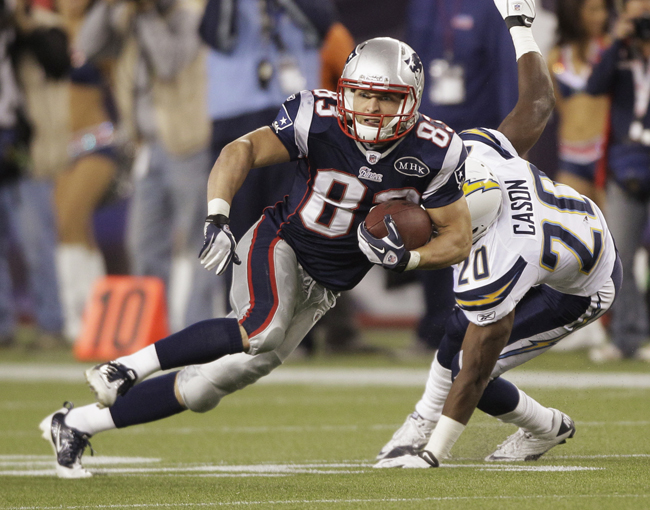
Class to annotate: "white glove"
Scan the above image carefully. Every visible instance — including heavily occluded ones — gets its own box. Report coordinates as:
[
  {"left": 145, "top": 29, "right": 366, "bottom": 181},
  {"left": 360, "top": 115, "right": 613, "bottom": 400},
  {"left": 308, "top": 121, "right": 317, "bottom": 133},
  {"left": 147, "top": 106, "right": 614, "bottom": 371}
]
[
  {"left": 199, "top": 215, "right": 241, "bottom": 275},
  {"left": 374, "top": 451, "right": 439, "bottom": 469},
  {"left": 493, "top": 0, "right": 536, "bottom": 28}
]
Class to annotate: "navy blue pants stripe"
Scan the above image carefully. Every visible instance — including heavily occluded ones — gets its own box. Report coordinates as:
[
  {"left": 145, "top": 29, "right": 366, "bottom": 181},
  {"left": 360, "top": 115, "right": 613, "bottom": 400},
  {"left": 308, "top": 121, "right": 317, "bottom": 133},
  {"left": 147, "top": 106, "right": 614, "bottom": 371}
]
[{"left": 240, "top": 217, "right": 282, "bottom": 338}]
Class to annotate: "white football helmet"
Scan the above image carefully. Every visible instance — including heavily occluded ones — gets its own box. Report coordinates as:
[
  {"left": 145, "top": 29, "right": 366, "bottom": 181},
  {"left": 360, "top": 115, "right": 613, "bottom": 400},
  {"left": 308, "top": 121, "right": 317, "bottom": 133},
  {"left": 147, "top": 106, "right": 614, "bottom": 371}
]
[
  {"left": 463, "top": 157, "right": 503, "bottom": 243},
  {"left": 337, "top": 37, "right": 424, "bottom": 144}
]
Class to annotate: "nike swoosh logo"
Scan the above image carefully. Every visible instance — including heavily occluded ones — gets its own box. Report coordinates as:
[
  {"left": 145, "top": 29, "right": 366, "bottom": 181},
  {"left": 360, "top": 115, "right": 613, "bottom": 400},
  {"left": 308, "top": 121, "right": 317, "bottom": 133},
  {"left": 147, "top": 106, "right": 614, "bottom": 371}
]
[
  {"left": 370, "top": 245, "right": 386, "bottom": 254},
  {"left": 53, "top": 421, "right": 61, "bottom": 451}
]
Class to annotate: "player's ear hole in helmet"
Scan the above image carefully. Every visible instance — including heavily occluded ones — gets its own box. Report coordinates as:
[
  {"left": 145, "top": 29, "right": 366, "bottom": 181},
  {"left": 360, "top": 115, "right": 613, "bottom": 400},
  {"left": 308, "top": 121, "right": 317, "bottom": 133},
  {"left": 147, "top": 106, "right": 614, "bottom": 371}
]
[
  {"left": 337, "top": 37, "right": 424, "bottom": 144},
  {"left": 463, "top": 157, "right": 503, "bottom": 243}
]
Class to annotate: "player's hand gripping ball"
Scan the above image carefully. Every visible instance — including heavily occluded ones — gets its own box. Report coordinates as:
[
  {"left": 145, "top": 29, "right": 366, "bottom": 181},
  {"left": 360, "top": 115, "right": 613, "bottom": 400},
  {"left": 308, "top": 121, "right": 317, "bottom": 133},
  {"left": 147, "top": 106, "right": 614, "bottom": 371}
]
[
  {"left": 364, "top": 199, "right": 433, "bottom": 249},
  {"left": 358, "top": 199, "right": 433, "bottom": 272}
]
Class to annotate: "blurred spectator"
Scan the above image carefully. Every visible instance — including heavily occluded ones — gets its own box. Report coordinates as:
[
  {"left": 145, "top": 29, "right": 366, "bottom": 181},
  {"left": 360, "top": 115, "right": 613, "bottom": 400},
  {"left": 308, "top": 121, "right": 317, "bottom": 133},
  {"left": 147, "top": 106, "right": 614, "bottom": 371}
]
[
  {"left": 78, "top": 0, "right": 221, "bottom": 330},
  {"left": 49, "top": 0, "right": 119, "bottom": 341},
  {"left": 0, "top": 1, "right": 29, "bottom": 348},
  {"left": 586, "top": 0, "right": 650, "bottom": 362},
  {"left": 200, "top": 0, "right": 333, "bottom": 243},
  {"left": 403, "top": 0, "right": 518, "bottom": 355},
  {"left": 544, "top": 0, "right": 612, "bottom": 353},
  {"left": 0, "top": 0, "right": 66, "bottom": 349},
  {"left": 549, "top": 0, "right": 611, "bottom": 206}
]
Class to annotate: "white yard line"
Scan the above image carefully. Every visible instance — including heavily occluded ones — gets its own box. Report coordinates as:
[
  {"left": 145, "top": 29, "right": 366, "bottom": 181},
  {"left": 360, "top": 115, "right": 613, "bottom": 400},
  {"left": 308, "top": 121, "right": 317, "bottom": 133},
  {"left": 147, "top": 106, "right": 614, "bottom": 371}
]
[
  {"left": 1, "top": 455, "right": 644, "bottom": 479},
  {"left": 3, "top": 494, "right": 649, "bottom": 510},
  {"left": 2, "top": 364, "right": 650, "bottom": 388}
]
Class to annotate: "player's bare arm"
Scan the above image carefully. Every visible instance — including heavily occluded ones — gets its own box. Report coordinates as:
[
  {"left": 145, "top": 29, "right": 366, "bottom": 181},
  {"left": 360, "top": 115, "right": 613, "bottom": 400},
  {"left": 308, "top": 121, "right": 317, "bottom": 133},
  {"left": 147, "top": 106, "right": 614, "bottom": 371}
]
[
  {"left": 417, "top": 197, "right": 473, "bottom": 269},
  {"left": 441, "top": 311, "right": 515, "bottom": 425},
  {"left": 496, "top": 51, "right": 554, "bottom": 156},
  {"left": 200, "top": 127, "right": 290, "bottom": 277},
  {"left": 207, "top": 126, "right": 291, "bottom": 205}
]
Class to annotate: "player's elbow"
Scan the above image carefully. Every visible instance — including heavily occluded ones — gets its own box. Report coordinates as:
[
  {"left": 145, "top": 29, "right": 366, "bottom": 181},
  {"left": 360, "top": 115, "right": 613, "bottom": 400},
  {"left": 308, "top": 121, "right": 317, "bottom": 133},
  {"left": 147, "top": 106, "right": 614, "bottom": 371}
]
[
  {"left": 535, "top": 87, "right": 556, "bottom": 125},
  {"left": 222, "top": 138, "right": 255, "bottom": 165}
]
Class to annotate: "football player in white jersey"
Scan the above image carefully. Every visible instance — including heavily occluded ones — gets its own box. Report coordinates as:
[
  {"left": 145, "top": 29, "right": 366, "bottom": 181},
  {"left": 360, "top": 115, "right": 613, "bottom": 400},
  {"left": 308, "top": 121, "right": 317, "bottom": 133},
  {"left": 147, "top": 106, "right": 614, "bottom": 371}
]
[{"left": 373, "top": 0, "right": 621, "bottom": 467}]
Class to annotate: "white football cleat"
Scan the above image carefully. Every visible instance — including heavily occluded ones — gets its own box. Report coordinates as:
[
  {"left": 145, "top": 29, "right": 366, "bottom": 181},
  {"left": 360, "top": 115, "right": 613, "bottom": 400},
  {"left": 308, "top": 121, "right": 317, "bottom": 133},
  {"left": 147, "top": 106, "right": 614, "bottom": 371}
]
[
  {"left": 376, "top": 412, "right": 436, "bottom": 460},
  {"left": 485, "top": 408, "right": 575, "bottom": 462},
  {"left": 374, "top": 451, "right": 439, "bottom": 469},
  {"left": 85, "top": 361, "right": 137, "bottom": 407},
  {"left": 40, "top": 402, "right": 93, "bottom": 478}
]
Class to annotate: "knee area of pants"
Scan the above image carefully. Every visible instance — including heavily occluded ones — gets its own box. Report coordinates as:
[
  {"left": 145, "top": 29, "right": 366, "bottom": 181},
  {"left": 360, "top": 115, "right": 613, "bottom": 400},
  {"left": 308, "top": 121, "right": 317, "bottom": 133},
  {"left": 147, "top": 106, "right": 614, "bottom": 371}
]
[
  {"left": 178, "top": 352, "right": 284, "bottom": 412},
  {"left": 451, "top": 353, "right": 462, "bottom": 381},
  {"left": 445, "top": 311, "right": 468, "bottom": 343},
  {"left": 247, "top": 327, "right": 285, "bottom": 356},
  {"left": 176, "top": 366, "right": 222, "bottom": 413},
  {"left": 234, "top": 353, "right": 282, "bottom": 385}
]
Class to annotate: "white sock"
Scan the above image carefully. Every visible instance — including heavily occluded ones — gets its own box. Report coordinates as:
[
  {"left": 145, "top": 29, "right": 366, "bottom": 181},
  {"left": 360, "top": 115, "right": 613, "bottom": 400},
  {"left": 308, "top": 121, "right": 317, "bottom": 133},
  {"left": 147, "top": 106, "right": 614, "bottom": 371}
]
[
  {"left": 116, "top": 344, "right": 161, "bottom": 380},
  {"left": 495, "top": 389, "right": 554, "bottom": 436},
  {"left": 65, "top": 404, "right": 116, "bottom": 436},
  {"left": 414, "top": 356, "right": 453, "bottom": 422},
  {"left": 423, "top": 415, "right": 466, "bottom": 460}
]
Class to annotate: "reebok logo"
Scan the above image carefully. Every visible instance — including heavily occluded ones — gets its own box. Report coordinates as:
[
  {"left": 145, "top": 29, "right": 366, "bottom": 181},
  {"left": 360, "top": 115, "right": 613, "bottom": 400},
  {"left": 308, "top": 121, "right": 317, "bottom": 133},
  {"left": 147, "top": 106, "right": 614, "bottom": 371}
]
[{"left": 477, "top": 311, "right": 496, "bottom": 322}]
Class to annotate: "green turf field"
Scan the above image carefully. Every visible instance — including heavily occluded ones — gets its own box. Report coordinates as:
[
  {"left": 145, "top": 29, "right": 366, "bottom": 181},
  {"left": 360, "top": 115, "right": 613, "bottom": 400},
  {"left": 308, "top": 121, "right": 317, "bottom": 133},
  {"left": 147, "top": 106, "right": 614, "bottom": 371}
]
[{"left": 1, "top": 330, "right": 649, "bottom": 510}]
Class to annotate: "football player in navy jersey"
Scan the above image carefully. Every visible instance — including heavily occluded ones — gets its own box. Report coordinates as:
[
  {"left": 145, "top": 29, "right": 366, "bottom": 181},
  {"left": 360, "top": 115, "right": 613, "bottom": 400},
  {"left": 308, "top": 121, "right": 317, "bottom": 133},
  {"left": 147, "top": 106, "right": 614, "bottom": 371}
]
[
  {"left": 375, "top": 0, "right": 621, "bottom": 468},
  {"left": 39, "top": 35, "right": 473, "bottom": 477}
]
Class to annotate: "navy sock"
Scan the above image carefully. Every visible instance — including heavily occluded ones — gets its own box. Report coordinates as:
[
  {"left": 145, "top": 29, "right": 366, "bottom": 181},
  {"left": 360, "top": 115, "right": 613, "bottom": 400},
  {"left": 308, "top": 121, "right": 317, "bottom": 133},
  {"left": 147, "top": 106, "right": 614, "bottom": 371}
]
[
  {"left": 450, "top": 354, "right": 520, "bottom": 416},
  {"left": 155, "top": 317, "right": 243, "bottom": 370},
  {"left": 476, "top": 377, "right": 520, "bottom": 416},
  {"left": 110, "top": 372, "right": 184, "bottom": 428}
]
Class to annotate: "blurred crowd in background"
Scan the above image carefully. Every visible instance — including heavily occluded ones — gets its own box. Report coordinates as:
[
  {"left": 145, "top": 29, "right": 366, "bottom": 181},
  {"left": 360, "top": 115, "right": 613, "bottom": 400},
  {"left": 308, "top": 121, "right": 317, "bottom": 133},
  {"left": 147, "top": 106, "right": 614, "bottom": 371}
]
[{"left": 1, "top": 0, "right": 650, "bottom": 363}]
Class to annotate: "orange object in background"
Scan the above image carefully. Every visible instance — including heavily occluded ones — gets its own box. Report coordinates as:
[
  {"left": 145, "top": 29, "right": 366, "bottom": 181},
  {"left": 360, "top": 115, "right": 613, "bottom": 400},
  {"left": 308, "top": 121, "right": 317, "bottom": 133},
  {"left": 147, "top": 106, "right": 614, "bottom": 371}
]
[{"left": 74, "top": 276, "right": 169, "bottom": 361}]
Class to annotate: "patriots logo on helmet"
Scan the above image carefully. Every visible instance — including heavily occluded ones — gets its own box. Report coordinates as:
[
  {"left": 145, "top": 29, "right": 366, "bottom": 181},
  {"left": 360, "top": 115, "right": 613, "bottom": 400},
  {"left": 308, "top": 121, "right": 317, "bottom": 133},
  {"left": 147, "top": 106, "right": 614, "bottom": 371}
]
[
  {"left": 345, "top": 47, "right": 359, "bottom": 67},
  {"left": 405, "top": 53, "right": 423, "bottom": 76}
]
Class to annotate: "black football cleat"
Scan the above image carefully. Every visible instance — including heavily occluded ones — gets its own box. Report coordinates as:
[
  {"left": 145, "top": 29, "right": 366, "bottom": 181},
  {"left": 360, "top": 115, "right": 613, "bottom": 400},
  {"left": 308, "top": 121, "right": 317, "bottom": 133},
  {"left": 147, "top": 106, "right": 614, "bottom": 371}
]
[{"left": 39, "top": 402, "right": 93, "bottom": 478}]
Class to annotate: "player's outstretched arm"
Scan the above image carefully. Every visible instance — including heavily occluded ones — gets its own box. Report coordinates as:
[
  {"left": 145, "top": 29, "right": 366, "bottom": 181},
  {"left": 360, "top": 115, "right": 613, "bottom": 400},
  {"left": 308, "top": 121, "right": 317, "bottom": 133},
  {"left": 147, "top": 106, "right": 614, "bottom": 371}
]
[
  {"left": 200, "top": 127, "right": 291, "bottom": 275},
  {"left": 497, "top": 52, "right": 554, "bottom": 156},
  {"left": 493, "top": 0, "right": 555, "bottom": 155}
]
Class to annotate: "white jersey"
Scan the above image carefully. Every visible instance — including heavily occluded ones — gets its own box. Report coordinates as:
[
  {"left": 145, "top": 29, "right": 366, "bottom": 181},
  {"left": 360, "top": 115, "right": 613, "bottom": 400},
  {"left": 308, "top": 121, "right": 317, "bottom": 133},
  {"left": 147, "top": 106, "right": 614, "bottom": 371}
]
[{"left": 455, "top": 128, "right": 617, "bottom": 326}]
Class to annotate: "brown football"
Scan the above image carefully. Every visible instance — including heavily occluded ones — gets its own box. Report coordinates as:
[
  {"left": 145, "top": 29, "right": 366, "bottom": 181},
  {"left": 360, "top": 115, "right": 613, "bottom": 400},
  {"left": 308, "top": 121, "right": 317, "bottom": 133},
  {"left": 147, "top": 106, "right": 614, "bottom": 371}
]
[{"left": 364, "top": 199, "right": 433, "bottom": 250}]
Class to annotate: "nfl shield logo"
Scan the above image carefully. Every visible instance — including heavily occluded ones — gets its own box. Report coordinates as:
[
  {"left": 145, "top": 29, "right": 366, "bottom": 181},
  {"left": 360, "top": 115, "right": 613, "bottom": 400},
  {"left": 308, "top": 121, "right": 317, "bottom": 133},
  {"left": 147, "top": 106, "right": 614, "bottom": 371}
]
[{"left": 366, "top": 151, "right": 381, "bottom": 165}]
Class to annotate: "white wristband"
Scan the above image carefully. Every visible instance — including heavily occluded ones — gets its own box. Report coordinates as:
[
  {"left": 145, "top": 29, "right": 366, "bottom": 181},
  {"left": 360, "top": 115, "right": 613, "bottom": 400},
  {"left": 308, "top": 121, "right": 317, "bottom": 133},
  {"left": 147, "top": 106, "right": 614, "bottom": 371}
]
[
  {"left": 405, "top": 250, "right": 421, "bottom": 271},
  {"left": 509, "top": 26, "right": 541, "bottom": 61},
  {"left": 423, "top": 415, "right": 466, "bottom": 460},
  {"left": 208, "top": 198, "right": 230, "bottom": 217}
]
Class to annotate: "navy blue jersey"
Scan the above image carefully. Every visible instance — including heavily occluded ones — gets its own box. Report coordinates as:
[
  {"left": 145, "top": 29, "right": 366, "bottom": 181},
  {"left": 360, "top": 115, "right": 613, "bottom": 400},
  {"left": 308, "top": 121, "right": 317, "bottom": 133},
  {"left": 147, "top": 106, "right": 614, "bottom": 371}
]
[{"left": 265, "top": 89, "right": 467, "bottom": 292}]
